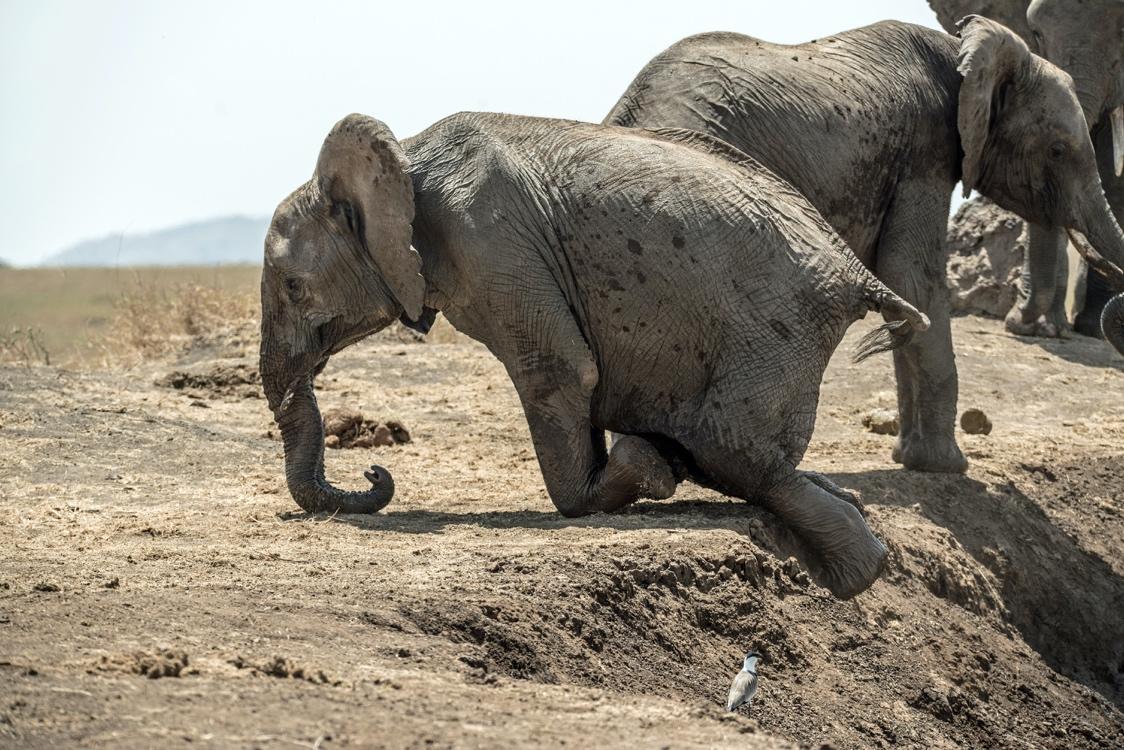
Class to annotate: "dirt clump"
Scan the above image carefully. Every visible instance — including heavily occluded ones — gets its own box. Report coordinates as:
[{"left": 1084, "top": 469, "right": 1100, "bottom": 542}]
[
  {"left": 155, "top": 359, "right": 260, "bottom": 399},
  {"left": 961, "top": 408, "right": 993, "bottom": 435},
  {"left": 862, "top": 408, "right": 899, "bottom": 435},
  {"left": 321, "top": 406, "right": 410, "bottom": 449},
  {"left": 97, "top": 650, "right": 190, "bottom": 679},
  {"left": 229, "top": 655, "right": 337, "bottom": 685}
]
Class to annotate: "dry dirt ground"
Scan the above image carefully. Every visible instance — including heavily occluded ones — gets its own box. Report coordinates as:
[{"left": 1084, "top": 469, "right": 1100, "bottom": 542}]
[{"left": 1, "top": 315, "right": 1122, "bottom": 749}]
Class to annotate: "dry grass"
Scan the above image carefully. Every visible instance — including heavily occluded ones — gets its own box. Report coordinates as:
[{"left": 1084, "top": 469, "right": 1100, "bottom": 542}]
[
  {"left": 0, "top": 266, "right": 263, "bottom": 366},
  {"left": 108, "top": 279, "right": 259, "bottom": 363},
  {"left": 0, "top": 265, "right": 461, "bottom": 368},
  {"left": 0, "top": 327, "right": 51, "bottom": 366}
]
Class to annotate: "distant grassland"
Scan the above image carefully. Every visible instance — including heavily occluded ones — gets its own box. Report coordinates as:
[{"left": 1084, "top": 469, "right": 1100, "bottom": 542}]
[{"left": 0, "top": 265, "right": 261, "bottom": 366}]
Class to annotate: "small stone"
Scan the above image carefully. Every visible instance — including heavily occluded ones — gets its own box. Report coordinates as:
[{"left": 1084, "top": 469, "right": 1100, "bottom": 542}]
[
  {"left": 324, "top": 434, "right": 340, "bottom": 449},
  {"left": 862, "top": 408, "right": 899, "bottom": 436},
  {"left": 960, "top": 408, "right": 993, "bottom": 435}
]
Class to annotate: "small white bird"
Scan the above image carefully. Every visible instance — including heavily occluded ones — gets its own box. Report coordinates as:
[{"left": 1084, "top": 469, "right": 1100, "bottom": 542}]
[{"left": 726, "top": 649, "right": 762, "bottom": 712}]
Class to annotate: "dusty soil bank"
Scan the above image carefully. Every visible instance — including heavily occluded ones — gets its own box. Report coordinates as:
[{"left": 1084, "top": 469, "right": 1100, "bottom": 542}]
[{"left": 1, "top": 316, "right": 1122, "bottom": 748}]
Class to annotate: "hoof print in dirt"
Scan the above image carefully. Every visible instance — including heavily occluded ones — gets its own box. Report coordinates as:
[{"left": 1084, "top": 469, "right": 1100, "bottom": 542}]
[
  {"left": 960, "top": 408, "right": 993, "bottom": 435},
  {"left": 322, "top": 407, "right": 411, "bottom": 449},
  {"left": 862, "top": 408, "right": 900, "bottom": 436}
]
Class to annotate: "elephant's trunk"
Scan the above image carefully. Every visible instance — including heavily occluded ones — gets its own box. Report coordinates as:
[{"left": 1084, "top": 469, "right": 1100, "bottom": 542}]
[
  {"left": 1077, "top": 184, "right": 1124, "bottom": 271},
  {"left": 1066, "top": 229, "right": 1124, "bottom": 355},
  {"left": 1103, "top": 293, "right": 1124, "bottom": 356},
  {"left": 261, "top": 347, "right": 394, "bottom": 514}
]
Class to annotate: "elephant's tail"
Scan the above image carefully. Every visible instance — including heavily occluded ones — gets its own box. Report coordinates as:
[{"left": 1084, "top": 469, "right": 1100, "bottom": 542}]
[{"left": 853, "top": 288, "right": 931, "bottom": 364}]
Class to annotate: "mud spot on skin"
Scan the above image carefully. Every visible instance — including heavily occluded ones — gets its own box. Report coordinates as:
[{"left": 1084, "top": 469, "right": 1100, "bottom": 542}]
[
  {"left": 627, "top": 239, "right": 644, "bottom": 255},
  {"left": 672, "top": 236, "right": 685, "bottom": 249}
]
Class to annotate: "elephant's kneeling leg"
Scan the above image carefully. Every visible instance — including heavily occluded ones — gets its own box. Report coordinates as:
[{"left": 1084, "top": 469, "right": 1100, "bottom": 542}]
[
  {"left": 602, "top": 435, "right": 677, "bottom": 503},
  {"left": 768, "top": 474, "right": 888, "bottom": 599}
]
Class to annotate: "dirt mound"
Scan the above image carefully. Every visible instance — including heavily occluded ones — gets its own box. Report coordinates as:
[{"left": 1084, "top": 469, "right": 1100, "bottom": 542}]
[
  {"left": 945, "top": 197, "right": 1027, "bottom": 317},
  {"left": 95, "top": 650, "right": 190, "bottom": 679},
  {"left": 407, "top": 547, "right": 807, "bottom": 693},
  {"left": 321, "top": 407, "right": 410, "bottom": 449},
  {"left": 155, "top": 359, "right": 260, "bottom": 399}
]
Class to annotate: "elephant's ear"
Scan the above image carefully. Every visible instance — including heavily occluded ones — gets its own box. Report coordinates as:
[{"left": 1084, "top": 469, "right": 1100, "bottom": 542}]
[
  {"left": 314, "top": 114, "right": 426, "bottom": 320},
  {"left": 956, "top": 15, "right": 1033, "bottom": 197},
  {"left": 928, "top": 0, "right": 1033, "bottom": 40}
]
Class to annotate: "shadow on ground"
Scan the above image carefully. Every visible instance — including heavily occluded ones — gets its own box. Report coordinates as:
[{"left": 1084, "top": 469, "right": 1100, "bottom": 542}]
[{"left": 835, "top": 468, "right": 1124, "bottom": 707}]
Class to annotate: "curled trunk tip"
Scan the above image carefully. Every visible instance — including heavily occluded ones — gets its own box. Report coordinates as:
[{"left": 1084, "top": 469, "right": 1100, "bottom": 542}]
[{"left": 275, "top": 378, "right": 396, "bottom": 514}]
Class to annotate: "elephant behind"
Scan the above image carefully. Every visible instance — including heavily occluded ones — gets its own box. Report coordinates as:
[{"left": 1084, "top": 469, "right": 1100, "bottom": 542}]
[
  {"left": 260, "top": 112, "right": 932, "bottom": 599},
  {"left": 605, "top": 16, "right": 1124, "bottom": 475},
  {"left": 928, "top": 0, "right": 1124, "bottom": 348}
]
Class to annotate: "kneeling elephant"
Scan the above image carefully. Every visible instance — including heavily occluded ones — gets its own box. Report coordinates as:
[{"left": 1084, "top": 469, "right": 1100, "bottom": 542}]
[{"left": 259, "top": 113, "right": 931, "bottom": 598}]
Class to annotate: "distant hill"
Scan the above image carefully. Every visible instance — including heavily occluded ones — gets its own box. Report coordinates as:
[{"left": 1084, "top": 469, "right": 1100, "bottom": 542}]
[{"left": 42, "top": 216, "right": 270, "bottom": 267}]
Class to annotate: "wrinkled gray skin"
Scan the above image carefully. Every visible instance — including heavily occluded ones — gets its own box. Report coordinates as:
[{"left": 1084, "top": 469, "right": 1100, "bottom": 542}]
[
  {"left": 260, "top": 112, "right": 934, "bottom": 599},
  {"left": 929, "top": 0, "right": 1124, "bottom": 347},
  {"left": 606, "top": 17, "right": 1124, "bottom": 475}
]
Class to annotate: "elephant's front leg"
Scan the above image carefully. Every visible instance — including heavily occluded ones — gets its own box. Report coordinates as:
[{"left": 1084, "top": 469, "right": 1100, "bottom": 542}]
[
  {"left": 1006, "top": 224, "right": 1071, "bottom": 338},
  {"left": 500, "top": 302, "right": 676, "bottom": 517},
  {"left": 875, "top": 185, "right": 966, "bottom": 473}
]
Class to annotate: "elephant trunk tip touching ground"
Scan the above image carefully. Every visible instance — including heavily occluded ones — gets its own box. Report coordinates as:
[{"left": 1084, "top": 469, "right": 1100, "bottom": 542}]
[
  {"left": 273, "top": 378, "right": 395, "bottom": 515},
  {"left": 1066, "top": 229, "right": 1124, "bottom": 355}
]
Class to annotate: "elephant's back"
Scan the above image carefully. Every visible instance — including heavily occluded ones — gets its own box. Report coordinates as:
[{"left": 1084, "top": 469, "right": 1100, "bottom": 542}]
[{"left": 603, "top": 23, "right": 961, "bottom": 257}]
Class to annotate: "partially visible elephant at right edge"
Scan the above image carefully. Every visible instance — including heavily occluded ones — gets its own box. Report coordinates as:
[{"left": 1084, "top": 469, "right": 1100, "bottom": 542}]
[
  {"left": 929, "top": 0, "right": 1124, "bottom": 344},
  {"left": 605, "top": 15, "right": 1124, "bottom": 477}
]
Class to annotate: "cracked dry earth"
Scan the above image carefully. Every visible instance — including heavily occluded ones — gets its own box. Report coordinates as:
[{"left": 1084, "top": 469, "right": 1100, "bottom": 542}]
[{"left": 1, "top": 316, "right": 1122, "bottom": 749}]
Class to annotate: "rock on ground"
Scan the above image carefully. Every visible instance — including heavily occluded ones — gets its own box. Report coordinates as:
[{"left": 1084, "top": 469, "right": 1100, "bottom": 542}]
[{"left": 945, "top": 197, "right": 1027, "bottom": 318}]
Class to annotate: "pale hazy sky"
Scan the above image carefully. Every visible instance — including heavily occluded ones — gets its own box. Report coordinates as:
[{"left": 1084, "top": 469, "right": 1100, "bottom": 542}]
[{"left": 0, "top": 1, "right": 941, "bottom": 265}]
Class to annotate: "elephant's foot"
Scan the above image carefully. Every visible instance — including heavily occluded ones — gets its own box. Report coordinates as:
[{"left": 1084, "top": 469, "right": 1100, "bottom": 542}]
[
  {"left": 602, "top": 435, "right": 676, "bottom": 502},
  {"left": 1073, "top": 307, "right": 1104, "bottom": 339},
  {"left": 805, "top": 472, "right": 865, "bottom": 515},
  {"left": 892, "top": 433, "right": 967, "bottom": 474},
  {"left": 1004, "top": 305, "right": 1070, "bottom": 338},
  {"left": 770, "top": 476, "right": 887, "bottom": 599}
]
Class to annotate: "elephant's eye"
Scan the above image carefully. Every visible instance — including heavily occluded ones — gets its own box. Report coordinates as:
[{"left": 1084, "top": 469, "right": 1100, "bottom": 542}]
[
  {"left": 1048, "top": 141, "right": 1068, "bottom": 160},
  {"left": 332, "top": 201, "right": 358, "bottom": 234},
  {"left": 285, "top": 277, "right": 304, "bottom": 301}
]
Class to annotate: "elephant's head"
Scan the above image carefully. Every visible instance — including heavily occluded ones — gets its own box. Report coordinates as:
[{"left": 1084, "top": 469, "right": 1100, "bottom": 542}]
[
  {"left": 957, "top": 15, "right": 1124, "bottom": 268},
  {"left": 259, "top": 114, "right": 425, "bottom": 514},
  {"left": 1027, "top": 0, "right": 1124, "bottom": 156}
]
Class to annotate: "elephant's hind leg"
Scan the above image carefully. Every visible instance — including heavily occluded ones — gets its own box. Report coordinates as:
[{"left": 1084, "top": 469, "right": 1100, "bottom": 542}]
[
  {"left": 875, "top": 180, "right": 966, "bottom": 473},
  {"left": 766, "top": 472, "right": 887, "bottom": 599},
  {"left": 685, "top": 436, "right": 886, "bottom": 599},
  {"left": 499, "top": 296, "right": 676, "bottom": 517}
]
